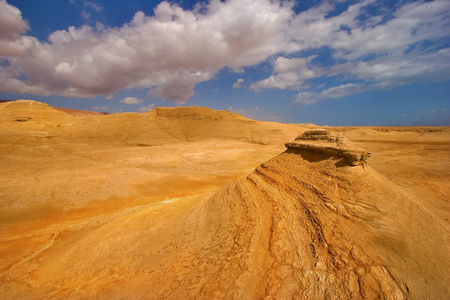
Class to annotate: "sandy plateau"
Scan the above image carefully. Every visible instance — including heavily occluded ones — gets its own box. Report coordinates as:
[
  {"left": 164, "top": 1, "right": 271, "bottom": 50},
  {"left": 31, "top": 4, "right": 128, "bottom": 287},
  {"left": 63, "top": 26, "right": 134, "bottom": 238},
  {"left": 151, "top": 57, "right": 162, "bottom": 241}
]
[{"left": 0, "top": 100, "right": 449, "bottom": 299}]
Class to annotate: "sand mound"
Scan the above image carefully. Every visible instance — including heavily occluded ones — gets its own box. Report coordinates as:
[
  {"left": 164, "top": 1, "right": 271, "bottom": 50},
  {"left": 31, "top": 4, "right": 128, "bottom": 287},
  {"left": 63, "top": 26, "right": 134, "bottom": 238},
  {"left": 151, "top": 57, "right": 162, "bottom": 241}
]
[
  {"left": 0, "top": 100, "right": 305, "bottom": 219},
  {"left": 4, "top": 134, "right": 446, "bottom": 299},
  {"left": 0, "top": 100, "right": 74, "bottom": 124},
  {"left": 0, "top": 100, "right": 302, "bottom": 146}
]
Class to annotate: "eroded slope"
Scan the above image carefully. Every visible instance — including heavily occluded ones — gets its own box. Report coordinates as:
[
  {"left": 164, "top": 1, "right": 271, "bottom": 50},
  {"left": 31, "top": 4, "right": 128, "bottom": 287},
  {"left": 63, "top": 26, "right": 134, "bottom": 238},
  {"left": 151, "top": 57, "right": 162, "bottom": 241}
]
[
  {"left": 0, "top": 101, "right": 448, "bottom": 299},
  {"left": 2, "top": 131, "right": 448, "bottom": 299}
]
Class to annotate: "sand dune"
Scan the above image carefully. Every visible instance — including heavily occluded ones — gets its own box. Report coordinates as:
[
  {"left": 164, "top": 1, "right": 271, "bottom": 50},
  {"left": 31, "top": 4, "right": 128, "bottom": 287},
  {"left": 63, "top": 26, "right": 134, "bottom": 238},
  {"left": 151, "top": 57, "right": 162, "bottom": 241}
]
[{"left": 0, "top": 100, "right": 449, "bottom": 299}]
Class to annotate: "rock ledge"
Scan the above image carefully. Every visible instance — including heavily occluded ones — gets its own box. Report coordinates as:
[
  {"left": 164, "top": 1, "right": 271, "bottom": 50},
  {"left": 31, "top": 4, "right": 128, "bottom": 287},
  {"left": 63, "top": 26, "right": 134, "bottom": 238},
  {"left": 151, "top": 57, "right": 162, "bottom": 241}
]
[{"left": 285, "top": 129, "right": 370, "bottom": 166}]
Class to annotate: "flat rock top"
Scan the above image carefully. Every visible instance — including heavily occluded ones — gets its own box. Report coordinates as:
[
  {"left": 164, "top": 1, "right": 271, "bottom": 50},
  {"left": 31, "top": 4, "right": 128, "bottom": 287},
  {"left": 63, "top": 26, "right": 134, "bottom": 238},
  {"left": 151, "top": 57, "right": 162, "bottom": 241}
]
[
  {"left": 286, "top": 129, "right": 370, "bottom": 165},
  {"left": 294, "top": 128, "right": 348, "bottom": 143}
]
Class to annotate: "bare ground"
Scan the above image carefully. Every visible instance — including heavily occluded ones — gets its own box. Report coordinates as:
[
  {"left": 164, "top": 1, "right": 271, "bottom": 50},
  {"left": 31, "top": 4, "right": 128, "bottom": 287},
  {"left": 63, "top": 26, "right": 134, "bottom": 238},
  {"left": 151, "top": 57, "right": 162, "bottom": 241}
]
[{"left": 0, "top": 100, "right": 448, "bottom": 299}]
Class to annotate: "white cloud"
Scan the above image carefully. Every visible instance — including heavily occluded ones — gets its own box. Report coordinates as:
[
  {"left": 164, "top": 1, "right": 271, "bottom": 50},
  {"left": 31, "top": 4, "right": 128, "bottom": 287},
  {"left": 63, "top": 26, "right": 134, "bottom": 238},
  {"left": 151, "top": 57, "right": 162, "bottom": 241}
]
[
  {"left": 351, "top": 48, "right": 450, "bottom": 84},
  {"left": 0, "top": 0, "right": 27, "bottom": 39},
  {"left": 120, "top": 96, "right": 143, "bottom": 104},
  {"left": 0, "top": 0, "right": 293, "bottom": 104},
  {"left": 0, "top": 0, "right": 36, "bottom": 56},
  {"left": 0, "top": 0, "right": 449, "bottom": 105},
  {"left": 147, "top": 69, "right": 213, "bottom": 103},
  {"left": 84, "top": 0, "right": 103, "bottom": 12},
  {"left": 70, "top": 0, "right": 103, "bottom": 21},
  {"left": 292, "top": 81, "right": 398, "bottom": 104},
  {"left": 329, "top": 0, "right": 450, "bottom": 60},
  {"left": 293, "top": 83, "right": 368, "bottom": 104},
  {"left": 257, "top": 0, "right": 450, "bottom": 104},
  {"left": 233, "top": 78, "right": 244, "bottom": 88},
  {"left": 251, "top": 56, "right": 319, "bottom": 91},
  {"left": 139, "top": 104, "right": 155, "bottom": 113}
]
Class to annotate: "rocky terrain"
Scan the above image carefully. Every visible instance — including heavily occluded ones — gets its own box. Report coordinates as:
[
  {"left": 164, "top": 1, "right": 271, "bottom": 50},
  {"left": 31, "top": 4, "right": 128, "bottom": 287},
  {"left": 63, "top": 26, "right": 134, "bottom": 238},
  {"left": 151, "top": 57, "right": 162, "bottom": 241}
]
[{"left": 0, "top": 100, "right": 449, "bottom": 299}]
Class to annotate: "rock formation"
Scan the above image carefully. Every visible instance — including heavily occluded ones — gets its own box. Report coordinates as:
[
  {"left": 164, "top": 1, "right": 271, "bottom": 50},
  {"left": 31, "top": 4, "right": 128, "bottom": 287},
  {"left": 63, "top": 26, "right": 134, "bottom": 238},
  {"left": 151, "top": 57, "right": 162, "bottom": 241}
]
[
  {"left": 285, "top": 129, "right": 370, "bottom": 166},
  {"left": 0, "top": 101, "right": 448, "bottom": 299}
]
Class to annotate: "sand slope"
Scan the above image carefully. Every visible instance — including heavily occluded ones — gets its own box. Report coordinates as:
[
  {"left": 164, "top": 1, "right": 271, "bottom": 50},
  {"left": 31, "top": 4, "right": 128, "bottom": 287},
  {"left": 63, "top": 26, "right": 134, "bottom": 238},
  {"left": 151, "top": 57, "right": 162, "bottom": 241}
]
[
  {"left": 0, "top": 100, "right": 300, "bottom": 146},
  {"left": 6, "top": 145, "right": 447, "bottom": 299},
  {"left": 0, "top": 100, "right": 449, "bottom": 299},
  {"left": 0, "top": 100, "right": 303, "bottom": 214}
]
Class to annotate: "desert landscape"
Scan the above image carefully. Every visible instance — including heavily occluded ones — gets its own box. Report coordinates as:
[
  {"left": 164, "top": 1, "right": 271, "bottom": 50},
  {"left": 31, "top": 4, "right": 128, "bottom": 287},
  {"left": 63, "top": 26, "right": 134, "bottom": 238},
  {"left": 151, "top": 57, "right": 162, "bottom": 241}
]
[{"left": 0, "top": 100, "right": 448, "bottom": 299}]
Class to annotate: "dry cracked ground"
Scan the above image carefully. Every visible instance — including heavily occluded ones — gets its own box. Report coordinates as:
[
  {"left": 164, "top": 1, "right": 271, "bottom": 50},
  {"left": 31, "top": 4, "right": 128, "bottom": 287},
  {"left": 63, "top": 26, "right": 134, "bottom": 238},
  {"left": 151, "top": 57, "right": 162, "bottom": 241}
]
[{"left": 0, "top": 100, "right": 449, "bottom": 299}]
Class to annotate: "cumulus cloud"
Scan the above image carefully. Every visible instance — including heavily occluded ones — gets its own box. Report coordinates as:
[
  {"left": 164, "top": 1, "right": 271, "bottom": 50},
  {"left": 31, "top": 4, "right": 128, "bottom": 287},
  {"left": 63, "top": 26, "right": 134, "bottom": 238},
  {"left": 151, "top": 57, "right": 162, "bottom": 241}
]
[
  {"left": 0, "top": 0, "right": 293, "bottom": 103},
  {"left": 233, "top": 78, "right": 244, "bottom": 88},
  {"left": 0, "top": 0, "right": 449, "bottom": 105},
  {"left": 120, "top": 96, "right": 143, "bottom": 104},
  {"left": 0, "top": 0, "right": 28, "bottom": 39},
  {"left": 251, "top": 56, "right": 319, "bottom": 91},
  {"left": 0, "top": 0, "right": 36, "bottom": 56}
]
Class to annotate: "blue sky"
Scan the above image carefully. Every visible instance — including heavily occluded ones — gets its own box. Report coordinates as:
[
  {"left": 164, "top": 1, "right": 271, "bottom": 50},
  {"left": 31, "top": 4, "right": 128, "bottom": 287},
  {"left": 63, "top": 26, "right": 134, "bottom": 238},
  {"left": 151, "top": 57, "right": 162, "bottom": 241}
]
[{"left": 0, "top": 0, "right": 449, "bottom": 125}]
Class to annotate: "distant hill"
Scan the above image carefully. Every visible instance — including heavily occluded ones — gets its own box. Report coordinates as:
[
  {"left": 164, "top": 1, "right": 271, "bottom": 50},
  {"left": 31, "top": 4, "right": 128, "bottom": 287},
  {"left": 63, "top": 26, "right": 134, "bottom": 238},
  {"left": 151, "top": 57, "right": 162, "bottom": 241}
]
[
  {"left": 53, "top": 107, "right": 110, "bottom": 117},
  {"left": 0, "top": 99, "right": 304, "bottom": 146}
]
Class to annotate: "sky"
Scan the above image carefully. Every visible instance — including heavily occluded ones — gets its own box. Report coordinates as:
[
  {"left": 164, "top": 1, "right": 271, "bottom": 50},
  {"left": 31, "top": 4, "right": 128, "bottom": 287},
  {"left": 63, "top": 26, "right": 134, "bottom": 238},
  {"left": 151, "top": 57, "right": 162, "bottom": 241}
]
[{"left": 0, "top": 0, "right": 449, "bottom": 126}]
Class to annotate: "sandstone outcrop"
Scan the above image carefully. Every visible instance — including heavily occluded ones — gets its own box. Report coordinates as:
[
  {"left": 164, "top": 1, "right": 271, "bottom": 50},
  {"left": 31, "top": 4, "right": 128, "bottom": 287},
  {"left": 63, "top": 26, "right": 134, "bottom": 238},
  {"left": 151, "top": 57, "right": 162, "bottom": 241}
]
[
  {"left": 0, "top": 101, "right": 449, "bottom": 299},
  {"left": 285, "top": 129, "right": 370, "bottom": 166}
]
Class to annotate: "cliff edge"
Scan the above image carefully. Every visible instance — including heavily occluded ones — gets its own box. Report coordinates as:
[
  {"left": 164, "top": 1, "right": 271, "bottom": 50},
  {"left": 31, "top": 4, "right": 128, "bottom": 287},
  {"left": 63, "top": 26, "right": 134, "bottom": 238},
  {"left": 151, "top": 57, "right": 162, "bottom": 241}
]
[{"left": 285, "top": 129, "right": 370, "bottom": 166}]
